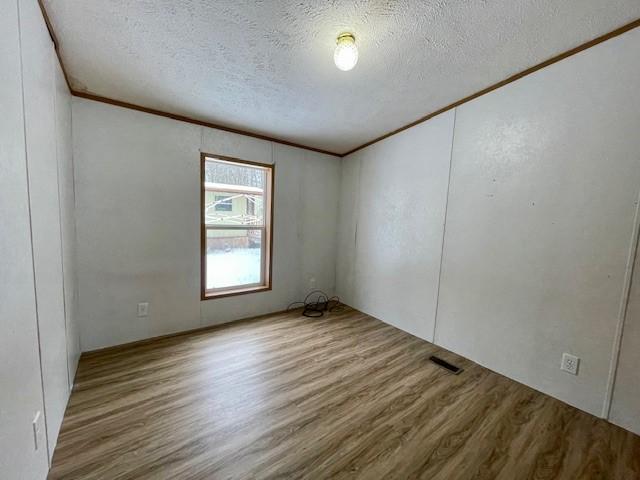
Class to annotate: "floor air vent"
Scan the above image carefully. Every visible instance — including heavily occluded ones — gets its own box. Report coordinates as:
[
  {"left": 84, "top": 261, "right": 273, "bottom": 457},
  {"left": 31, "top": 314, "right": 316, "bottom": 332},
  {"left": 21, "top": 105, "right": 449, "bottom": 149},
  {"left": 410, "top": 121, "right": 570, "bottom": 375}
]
[{"left": 429, "top": 355, "right": 463, "bottom": 375}]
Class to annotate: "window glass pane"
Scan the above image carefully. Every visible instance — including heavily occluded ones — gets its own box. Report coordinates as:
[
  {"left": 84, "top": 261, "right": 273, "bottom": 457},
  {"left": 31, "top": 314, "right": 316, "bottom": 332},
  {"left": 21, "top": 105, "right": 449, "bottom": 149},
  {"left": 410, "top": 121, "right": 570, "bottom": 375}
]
[
  {"left": 204, "top": 159, "right": 266, "bottom": 226},
  {"left": 214, "top": 195, "right": 232, "bottom": 212},
  {"left": 206, "top": 229, "right": 263, "bottom": 290},
  {"left": 205, "top": 158, "right": 265, "bottom": 189}
]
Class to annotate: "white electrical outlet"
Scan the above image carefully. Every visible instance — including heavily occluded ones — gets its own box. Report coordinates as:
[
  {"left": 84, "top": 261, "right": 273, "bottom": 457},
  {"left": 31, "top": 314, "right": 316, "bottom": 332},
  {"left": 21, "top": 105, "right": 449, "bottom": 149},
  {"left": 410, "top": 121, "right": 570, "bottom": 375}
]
[
  {"left": 561, "top": 353, "right": 580, "bottom": 375},
  {"left": 137, "top": 302, "right": 149, "bottom": 317},
  {"left": 309, "top": 276, "right": 316, "bottom": 289},
  {"left": 32, "top": 411, "right": 42, "bottom": 451}
]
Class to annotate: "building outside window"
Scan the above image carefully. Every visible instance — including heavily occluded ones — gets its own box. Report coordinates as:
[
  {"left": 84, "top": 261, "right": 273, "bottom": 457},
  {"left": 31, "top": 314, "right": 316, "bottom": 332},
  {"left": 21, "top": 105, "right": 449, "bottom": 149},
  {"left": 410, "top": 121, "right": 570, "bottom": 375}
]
[{"left": 201, "top": 154, "right": 274, "bottom": 299}]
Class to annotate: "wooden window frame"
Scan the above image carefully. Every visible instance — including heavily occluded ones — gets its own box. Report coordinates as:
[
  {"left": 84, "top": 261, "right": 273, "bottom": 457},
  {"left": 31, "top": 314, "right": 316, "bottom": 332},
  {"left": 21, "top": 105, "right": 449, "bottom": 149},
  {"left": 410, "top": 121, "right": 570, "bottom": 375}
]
[{"left": 200, "top": 152, "right": 274, "bottom": 300}]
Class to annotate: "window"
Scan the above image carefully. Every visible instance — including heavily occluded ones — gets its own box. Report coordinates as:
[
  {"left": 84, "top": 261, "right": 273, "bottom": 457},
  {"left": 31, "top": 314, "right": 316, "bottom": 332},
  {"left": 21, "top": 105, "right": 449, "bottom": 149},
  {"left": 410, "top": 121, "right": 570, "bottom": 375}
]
[{"left": 201, "top": 153, "right": 274, "bottom": 299}]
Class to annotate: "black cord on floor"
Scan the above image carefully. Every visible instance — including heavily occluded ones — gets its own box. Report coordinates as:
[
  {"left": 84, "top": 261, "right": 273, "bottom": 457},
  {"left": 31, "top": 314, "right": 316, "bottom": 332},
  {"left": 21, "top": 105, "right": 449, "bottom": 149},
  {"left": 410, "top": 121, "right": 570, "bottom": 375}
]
[{"left": 287, "top": 290, "right": 343, "bottom": 318}]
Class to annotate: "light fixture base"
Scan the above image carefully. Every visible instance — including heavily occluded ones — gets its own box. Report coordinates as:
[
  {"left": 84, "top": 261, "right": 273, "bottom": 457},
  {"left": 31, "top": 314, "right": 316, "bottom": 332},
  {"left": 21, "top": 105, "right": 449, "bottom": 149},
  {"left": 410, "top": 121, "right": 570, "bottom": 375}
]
[{"left": 336, "top": 33, "right": 355, "bottom": 44}]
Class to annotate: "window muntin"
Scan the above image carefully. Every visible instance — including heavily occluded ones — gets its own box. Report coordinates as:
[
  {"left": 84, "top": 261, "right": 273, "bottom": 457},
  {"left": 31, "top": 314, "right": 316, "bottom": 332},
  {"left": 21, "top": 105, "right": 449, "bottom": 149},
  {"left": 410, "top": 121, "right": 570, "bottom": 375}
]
[{"left": 202, "top": 155, "right": 273, "bottom": 298}]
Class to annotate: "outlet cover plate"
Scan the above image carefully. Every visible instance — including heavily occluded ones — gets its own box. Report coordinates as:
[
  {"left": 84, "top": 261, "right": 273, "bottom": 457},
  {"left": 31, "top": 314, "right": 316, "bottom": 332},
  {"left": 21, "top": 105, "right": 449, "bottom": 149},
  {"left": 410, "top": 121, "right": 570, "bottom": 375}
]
[
  {"left": 137, "top": 302, "right": 149, "bottom": 317},
  {"left": 561, "top": 353, "right": 579, "bottom": 375}
]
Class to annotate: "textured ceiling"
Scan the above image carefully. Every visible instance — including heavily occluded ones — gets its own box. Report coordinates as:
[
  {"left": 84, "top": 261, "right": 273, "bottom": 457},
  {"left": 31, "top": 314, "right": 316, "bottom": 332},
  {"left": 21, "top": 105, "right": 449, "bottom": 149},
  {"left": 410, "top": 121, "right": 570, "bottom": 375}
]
[{"left": 44, "top": 0, "right": 640, "bottom": 154}]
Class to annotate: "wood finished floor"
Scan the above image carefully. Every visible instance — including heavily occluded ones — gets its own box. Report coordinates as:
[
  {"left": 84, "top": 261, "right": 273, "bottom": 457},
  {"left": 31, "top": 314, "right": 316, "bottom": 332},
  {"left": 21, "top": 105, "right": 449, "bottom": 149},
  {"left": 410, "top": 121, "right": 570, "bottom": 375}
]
[{"left": 49, "top": 307, "right": 640, "bottom": 480}]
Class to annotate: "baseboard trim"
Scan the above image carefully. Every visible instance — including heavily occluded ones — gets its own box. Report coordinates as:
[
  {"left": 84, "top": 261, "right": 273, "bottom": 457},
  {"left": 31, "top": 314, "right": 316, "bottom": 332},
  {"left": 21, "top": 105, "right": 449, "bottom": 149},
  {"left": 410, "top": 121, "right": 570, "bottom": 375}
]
[{"left": 81, "top": 307, "right": 302, "bottom": 358}]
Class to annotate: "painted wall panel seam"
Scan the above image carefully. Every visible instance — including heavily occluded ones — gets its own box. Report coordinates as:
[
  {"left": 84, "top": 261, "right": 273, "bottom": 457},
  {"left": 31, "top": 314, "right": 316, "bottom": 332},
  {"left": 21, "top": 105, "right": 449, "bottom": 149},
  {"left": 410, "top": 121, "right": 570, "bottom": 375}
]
[
  {"left": 16, "top": 0, "right": 52, "bottom": 462},
  {"left": 432, "top": 107, "right": 457, "bottom": 344}
]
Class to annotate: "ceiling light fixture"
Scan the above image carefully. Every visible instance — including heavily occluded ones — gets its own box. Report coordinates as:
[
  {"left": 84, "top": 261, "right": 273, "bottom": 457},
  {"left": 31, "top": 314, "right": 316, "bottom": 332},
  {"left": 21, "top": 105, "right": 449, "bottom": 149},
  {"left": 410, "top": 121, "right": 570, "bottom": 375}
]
[{"left": 334, "top": 33, "right": 358, "bottom": 71}]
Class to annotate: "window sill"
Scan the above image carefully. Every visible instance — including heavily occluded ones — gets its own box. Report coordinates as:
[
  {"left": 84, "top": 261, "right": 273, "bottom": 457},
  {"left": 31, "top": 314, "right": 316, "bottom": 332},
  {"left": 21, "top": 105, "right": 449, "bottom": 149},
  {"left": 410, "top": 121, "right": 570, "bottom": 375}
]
[{"left": 201, "top": 285, "right": 271, "bottom": 301}]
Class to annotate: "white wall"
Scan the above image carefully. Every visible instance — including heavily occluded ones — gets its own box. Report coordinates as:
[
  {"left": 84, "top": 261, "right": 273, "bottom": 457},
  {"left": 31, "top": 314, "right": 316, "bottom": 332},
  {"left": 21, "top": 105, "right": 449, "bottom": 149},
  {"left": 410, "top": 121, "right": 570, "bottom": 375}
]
[
  {"left": 337, "top": 26, "right": 640, "bottom": 426},
  {"left": 55, "top": 59, "right": 80, "bottom": 388},
  {"left": 19, "top": 0, "right": 71, "bottom": 455},
  {"left": 335, "top": 151, "right": 360, "bottom": 305},
  {"left": 336, "top": 111, "right": 454, "bottom": 341},
  {"left": 610, "top": 238, "right": 640, "bottom": 434},
  {"left": 0, "top": 1, "right": 79, "bottom": 476},
  {"left": 436, "top": 27, "right": 640, "bottom": 418},
  {"left": 0, "top": 0, "right": 50, "bottom": 477},
  {"left": 72, "top": 99, "right": 341, "bottom": 351}
]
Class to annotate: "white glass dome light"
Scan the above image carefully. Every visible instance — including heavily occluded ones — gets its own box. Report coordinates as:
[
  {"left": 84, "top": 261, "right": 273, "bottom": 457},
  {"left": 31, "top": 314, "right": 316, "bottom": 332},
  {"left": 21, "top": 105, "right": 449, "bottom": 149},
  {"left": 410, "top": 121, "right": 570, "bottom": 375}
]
[{"left": 334, "top": 33, "right": 358, "bottom": 71}]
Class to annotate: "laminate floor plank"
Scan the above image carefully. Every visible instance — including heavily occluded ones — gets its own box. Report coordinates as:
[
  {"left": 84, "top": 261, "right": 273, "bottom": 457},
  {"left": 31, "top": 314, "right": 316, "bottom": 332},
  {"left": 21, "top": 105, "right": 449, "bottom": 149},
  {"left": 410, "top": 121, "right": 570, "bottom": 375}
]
[{"left": 49, "top": 307, "right": 640, "bottom": 479}]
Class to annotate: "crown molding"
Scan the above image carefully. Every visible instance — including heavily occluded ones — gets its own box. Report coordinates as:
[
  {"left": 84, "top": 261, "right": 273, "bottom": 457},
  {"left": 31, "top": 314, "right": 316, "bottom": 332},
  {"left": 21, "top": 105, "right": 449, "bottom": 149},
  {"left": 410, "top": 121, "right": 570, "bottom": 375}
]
[
  {"left": 342, "top": 17, "right": 640, "bottom": 157},
  {"left": 36, "top": 0, "right": 342, "bottom": 158},
  {"left": 71, "top": 91, "right": 342, "bottom": 157}
]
